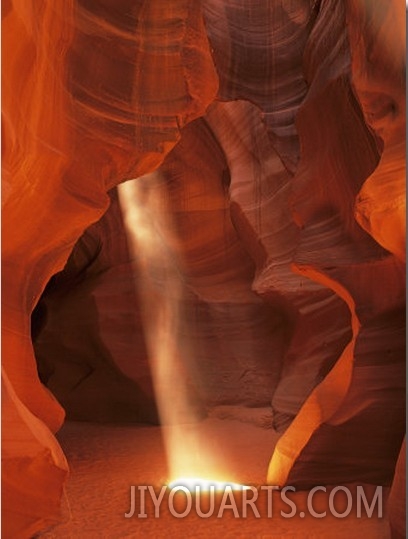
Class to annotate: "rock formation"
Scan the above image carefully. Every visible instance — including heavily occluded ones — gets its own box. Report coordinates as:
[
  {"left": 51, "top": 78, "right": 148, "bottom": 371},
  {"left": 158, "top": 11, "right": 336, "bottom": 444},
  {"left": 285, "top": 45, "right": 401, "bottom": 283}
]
[
  {"left": 3, "top": 1, "right": 217, "bottom": 535},
  {"left": 2, "top": 0, "right": 405, "bottom": 537}
]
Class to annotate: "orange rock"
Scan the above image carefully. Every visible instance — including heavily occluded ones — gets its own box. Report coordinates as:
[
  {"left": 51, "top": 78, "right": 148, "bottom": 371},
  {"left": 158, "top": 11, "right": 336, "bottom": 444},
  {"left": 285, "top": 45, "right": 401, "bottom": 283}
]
[{"left": 2, "top": 0, "right": 217, "bottom": 535}]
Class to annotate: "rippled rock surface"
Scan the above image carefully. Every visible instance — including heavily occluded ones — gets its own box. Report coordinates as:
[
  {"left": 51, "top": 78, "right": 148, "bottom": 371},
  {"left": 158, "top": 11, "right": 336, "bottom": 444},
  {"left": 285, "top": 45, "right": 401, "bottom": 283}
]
[{"left": 2, "top": 1, "right": 405, "bottom": 537}]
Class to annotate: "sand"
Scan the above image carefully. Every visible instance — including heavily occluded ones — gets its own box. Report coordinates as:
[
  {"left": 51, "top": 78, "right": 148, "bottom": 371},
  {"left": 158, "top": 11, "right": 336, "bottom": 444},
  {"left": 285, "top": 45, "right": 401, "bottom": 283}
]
[{"left": 39, "top": 419, "right": 391, "bottom": 538}]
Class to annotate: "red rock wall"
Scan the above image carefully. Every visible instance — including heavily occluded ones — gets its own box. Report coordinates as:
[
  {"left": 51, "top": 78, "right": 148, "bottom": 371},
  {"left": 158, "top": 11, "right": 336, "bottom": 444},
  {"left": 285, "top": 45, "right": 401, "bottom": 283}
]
[
  {"left": 266, "top": 0, "right": 405, "bottom": 488},
  {"left": 2, "top": 0, "right": 405, "bottom": 537},
  {"left": 32, "top": 189, "right": 158, "bottom": 423},
  {"left": 2, "top": 0, "right": 217, "bottom": 536},
  {"left": 33, "top": 118, "right": 288, "bottom": 420}
]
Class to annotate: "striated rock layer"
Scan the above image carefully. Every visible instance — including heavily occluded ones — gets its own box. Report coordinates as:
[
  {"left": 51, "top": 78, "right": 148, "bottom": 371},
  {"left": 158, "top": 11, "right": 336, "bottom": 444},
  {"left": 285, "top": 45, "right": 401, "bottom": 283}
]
[
  {"left": 2, "top": 0, "right": 405, "bottom": 537},
  {"left": 266, "top": 0, "right": 405, "bottom": 488},
  {"left": 2, "top": 0, "right": 217, "bottom": 536},
  {"left": 32, "top": 189, "right": 158, "bottom": 424}
]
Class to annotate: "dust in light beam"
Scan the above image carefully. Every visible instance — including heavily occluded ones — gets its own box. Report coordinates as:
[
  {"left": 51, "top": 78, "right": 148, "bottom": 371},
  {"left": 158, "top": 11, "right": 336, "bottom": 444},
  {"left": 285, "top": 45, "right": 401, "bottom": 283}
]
[{"left": 118, "top": 173, "right": 244, "bottom": 489}]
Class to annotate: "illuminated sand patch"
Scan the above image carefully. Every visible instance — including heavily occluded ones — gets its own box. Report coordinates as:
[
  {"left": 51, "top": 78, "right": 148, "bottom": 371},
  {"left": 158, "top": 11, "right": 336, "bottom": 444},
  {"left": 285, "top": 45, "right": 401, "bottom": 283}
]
[{"left": 168, "top": 477, "right": 250, "bottom": 491}]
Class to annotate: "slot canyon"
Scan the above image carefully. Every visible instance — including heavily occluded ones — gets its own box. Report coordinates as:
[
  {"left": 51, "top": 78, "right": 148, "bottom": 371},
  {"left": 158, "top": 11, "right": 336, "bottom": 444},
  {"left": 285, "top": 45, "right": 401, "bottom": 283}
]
[{"left": 2, "top": 1, "right": 406, "bottom": 538}]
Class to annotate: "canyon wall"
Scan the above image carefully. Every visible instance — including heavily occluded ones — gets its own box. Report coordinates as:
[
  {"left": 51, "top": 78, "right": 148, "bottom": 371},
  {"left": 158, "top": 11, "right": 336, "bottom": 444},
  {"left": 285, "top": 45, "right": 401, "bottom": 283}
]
[{"left": 2, "top": 0, "right": 405, "bottom": 537}]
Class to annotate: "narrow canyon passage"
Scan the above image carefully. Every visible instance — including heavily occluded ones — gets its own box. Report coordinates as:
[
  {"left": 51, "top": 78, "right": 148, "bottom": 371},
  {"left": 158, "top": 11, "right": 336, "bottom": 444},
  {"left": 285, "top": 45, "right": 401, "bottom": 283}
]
[{"left": 2, "top": 1, "right": 405, "bottom": 538}]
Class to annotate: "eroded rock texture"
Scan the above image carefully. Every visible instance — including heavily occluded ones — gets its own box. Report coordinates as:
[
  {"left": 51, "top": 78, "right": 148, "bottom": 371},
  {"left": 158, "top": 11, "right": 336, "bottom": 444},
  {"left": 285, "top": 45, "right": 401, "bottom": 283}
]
[
  {"left": 2, "top": 0, "right": 217, "bottom": 536},
  {"left": 32, "top": 189, "right": 158, "bottom": 424},
  {"left": 2, "top": 0, "right": 405, "bottom": 537}
]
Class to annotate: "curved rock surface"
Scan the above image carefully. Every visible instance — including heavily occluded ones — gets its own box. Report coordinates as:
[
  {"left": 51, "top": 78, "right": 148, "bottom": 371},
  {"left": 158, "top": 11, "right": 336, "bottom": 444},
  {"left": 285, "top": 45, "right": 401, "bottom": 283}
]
[
  {"left": 266, "top": 0, "right": 405, "bottom": 488},
  {"left": 2, "top": 0, "right": 405, "bottom": 537},
  {"left": 203, "top": 0, "right": 315, "bottom": 172},
  {"left": 2, "top": 0, "right": 217, "bottom": 536},
  {"left": 347, "top": 0, "right": 406, "bottom": 262},
  {"left": 32, "top": 189, "right": 158, "bottom": 423}
]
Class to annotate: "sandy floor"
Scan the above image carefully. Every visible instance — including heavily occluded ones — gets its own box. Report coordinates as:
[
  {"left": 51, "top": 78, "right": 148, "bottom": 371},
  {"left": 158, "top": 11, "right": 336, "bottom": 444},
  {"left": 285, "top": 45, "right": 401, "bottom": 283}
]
[{"left": 39, "top": 419, "right": 391, "bottom": 538}]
